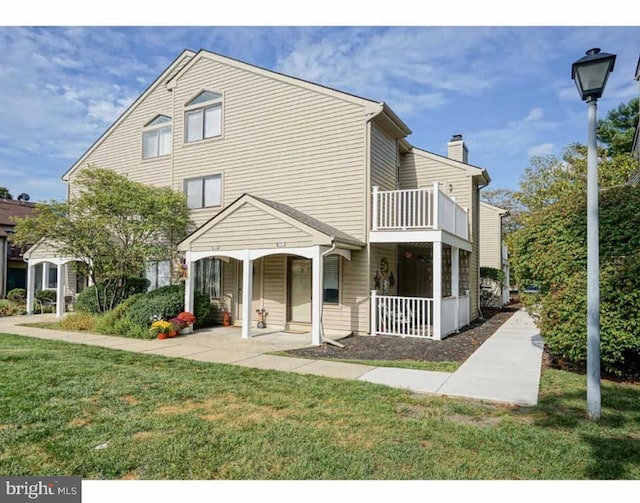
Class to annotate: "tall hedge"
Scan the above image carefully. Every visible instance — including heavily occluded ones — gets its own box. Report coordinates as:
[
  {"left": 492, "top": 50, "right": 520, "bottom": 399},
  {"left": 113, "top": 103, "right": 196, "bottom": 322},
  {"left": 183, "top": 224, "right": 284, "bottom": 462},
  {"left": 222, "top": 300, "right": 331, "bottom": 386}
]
[
  {"left": 511, "top": 184, "right": 640, "bottom": 377},
  {"left": 75, "top": 277, "right": 150, "bottom": 314}
]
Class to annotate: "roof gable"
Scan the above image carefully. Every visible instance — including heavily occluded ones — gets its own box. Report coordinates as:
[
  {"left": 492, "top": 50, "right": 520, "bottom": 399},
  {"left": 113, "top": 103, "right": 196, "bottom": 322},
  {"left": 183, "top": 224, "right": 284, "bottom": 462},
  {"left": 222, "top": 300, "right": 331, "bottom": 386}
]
[
  {"left": 62, "top": 50, "right": 196, "bottom": 182},
  {"left": 407, "top": 146, "right": 491, "bottom": 185},
  {"left": 178, "top": 194, "right": 363, "bottom": 252}
]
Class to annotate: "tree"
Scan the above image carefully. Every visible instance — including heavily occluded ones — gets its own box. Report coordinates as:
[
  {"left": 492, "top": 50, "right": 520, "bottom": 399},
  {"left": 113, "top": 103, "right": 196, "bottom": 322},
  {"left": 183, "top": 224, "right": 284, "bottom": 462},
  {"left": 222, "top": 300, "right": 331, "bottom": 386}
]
[
  {"left": 0, "top": 186, "right": 12, "bottom": 199},
  {"left": 597, "top": 97, "right": 639, "bottom": 156},
  {"left": 11, "top": 167, "right": 193, "bottom": 312},
  {"left": 481, "top": 187, "right": 525, "bottom": 235}
]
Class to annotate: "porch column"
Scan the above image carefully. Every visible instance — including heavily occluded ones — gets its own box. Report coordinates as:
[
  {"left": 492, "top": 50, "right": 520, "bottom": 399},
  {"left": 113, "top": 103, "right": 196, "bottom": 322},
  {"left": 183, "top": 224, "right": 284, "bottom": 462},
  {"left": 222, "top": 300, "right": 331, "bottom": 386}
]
[
  {"left": 432, "top": 241, "right": 442, "bottom": 340},
  {"left": 56, "top": 262, "right": 66, "bottom": 318},
  {"left": 183, "top": 252, "right": 195, "bottom": 334},
  {"left": 26, "top": 261, "right": 35, "bottom": 314},
  {"left": 452, "top": 247, "right": 460, "bottom": 330},
  {"left": 241, "top": 252, "right": 253, "bottom": 339},
  {"left": 311, "top": 245, "right": 322, "bottom": 346},
  {"left": 41, "top": 263, "right": 48, "bottom": 292}
]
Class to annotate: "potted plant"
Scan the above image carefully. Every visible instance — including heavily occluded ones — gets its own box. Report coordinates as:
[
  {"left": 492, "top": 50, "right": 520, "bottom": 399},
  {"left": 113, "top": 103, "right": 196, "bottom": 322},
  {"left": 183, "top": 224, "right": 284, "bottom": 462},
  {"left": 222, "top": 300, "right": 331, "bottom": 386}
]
[
  {"left": 176, "top": 311, "right": 197, "bottom": 334},
  {"left": 150, "top": 320, "right": 174, "bottom": 340}
]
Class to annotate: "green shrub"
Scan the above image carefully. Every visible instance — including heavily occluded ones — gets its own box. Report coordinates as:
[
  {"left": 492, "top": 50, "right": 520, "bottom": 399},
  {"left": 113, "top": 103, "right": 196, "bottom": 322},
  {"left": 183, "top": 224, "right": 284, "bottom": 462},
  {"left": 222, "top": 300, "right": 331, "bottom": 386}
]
[
  {"left": 36, "top": 290, "right": 57, "bottom": 303},
  {"left": 480, "top": 267, "right": 505, "bottom": 283},
  {"left": 0, "top": 299, "right": 22, "bottom": 317},
  {"left": 541, "top": 254, "right": 640, "bottom": 378},
  {"left": 94, "top": 293, "right": 151, "bottom": 339},
  {"left": 7, "top": 288, "right": 26, "bottom": 303},
  {"left": 75, "top": 277, "right": 150, "bottom": 314},
  {"left": 59, "top": 312, "right": 98, "bottom": 332},
  {"left": 127, "top": 284, "right": 210, "bottom": 328}
]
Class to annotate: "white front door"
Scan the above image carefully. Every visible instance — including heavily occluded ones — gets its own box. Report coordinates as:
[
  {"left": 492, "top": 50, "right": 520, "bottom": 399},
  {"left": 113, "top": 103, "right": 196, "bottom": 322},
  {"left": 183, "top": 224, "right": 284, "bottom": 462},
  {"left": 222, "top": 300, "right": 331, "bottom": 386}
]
[{"left": 289, "top": 258, "right": 312, "bottom": 323}]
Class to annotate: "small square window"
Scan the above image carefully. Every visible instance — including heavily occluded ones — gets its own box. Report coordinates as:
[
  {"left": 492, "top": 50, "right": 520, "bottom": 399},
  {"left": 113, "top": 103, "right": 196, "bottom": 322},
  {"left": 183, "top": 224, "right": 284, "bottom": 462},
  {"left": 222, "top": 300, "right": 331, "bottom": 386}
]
[{"left": 185, "top": 175, "right": 222, "bottom": 209}]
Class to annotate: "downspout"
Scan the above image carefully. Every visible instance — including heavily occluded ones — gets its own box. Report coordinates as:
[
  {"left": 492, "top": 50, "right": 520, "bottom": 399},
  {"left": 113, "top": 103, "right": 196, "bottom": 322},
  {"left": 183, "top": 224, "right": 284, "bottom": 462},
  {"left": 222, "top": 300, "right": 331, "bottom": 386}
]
[
  {"left": 476, "top": 178, "right": 490, "bottom": 319},
  {"left": 319, "top": 241, "right": 337, "bottom": 345}
]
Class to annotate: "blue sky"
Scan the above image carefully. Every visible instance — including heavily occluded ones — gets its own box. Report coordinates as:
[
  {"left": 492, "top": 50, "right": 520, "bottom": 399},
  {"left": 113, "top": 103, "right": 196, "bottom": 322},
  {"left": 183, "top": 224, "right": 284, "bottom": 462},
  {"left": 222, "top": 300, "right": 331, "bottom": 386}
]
[{"left": 1, "top": 22, "right": 639, "bottom": 202}]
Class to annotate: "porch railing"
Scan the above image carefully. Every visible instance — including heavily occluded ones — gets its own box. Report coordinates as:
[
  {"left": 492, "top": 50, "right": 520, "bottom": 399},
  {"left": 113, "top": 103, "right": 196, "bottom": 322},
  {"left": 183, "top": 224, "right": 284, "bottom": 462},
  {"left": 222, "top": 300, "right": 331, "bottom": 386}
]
[
  {"left": 372, "top": 183, "right": 468, "bottom": 240},
  {"left": 372, "top": 291, "right": 470, "bottom": 340},
  {"left": 370, "top": 291, "right": 433, "bottom": 339}
]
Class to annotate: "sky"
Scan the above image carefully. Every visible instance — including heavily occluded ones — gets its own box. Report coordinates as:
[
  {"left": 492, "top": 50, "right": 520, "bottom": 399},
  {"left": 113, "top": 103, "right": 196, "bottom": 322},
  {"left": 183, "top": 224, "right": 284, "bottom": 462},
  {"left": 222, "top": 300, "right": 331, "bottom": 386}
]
[{"left": 1, "top": 6, "right": 639, "bottom": 203}]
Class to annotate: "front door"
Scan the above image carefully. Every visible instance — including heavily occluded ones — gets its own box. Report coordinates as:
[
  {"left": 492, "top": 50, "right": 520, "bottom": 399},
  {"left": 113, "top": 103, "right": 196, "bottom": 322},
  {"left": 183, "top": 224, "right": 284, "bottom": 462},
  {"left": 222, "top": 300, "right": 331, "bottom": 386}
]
[{"left": 288, "top": 258, "right": 312, "bottom": 323}]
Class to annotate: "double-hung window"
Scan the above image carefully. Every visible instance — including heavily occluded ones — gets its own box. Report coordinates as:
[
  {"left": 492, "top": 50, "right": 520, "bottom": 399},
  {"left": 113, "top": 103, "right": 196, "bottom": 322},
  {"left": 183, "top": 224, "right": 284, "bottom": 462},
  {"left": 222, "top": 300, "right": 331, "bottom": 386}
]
[
  {"left": 184, "top": 91, "right": 223, "bottom": 143},
  {"left": 323, "top": 255, "right": 340, "bottom": 304},
  {"left": 142, "top": 115, "right": 172, "bottom": 159},
  {"left": 184, "top": 174, "right": 222, "bottom": 209}
]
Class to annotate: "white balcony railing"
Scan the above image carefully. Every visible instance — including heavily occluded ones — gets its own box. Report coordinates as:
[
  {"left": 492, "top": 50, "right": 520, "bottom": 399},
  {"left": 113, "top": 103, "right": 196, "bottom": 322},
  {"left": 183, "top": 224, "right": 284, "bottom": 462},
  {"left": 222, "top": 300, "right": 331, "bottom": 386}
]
[{"left": 372, "top": 183, "right": 468, "bottom": 240}]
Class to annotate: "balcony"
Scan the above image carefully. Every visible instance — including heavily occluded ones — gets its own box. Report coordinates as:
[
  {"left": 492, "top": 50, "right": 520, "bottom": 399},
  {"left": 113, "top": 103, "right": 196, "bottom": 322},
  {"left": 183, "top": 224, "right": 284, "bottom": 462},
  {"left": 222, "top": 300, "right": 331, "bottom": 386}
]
[{"left": 371, "top": 183, "right": 469, "bottom": 244}]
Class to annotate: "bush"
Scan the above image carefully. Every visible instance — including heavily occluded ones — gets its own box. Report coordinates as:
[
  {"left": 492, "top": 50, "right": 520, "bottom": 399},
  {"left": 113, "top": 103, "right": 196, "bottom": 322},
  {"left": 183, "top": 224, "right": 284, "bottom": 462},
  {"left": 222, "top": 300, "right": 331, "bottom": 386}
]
[
  {"left": 36, "top": 290, "right": 57, "bottom": 303},
  {"left": 75, "top": 277, "right": 150, "bottom": 314},
  {"left": 60, "top": 312, "right": 98, "bottom": 332},
  {"left": 541, "top": 254, "right": 640, "bottom": 378},
  {"left": 126, "top": 284, "right": 210, "bottom": 328},
  {"left": 94, "top": 293, "right": 151, "bottom": 339},
  {"left": 7, "top": 288, "right": 26, "bottom": 303},
  {"left": 0, "top": 299, "right": 22, "bottom": 317}
]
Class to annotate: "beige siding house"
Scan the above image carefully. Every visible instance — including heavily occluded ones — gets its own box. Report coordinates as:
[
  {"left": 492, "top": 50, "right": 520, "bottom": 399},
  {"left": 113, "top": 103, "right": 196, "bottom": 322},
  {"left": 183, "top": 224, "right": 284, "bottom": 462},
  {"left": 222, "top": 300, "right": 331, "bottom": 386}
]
[
  {"left": 25, "top": 48, "right": 494, "bottom": 344},
  {"left": 479, "top": 201, "right": 510, "bottom": 307}
]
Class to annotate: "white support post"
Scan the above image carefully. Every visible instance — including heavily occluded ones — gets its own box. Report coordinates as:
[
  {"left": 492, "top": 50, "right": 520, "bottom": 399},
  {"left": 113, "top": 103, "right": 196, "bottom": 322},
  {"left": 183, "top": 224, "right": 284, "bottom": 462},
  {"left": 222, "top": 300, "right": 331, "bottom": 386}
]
[
  {"left": 184, "top": 252, "right": 195, "bottom": 334},
  {"left": 433, "top": 241, "right": 443, "bottom": 340},
  {"left": 311, "top": 246, "right": 322, "bottom": 346},
  {"left": 432, "top": 182, "right": 440, "bottom": 229},
  {"left": 452, "top": 247, "right": 460, "bottom": 330},
  {"left": 370, "top": 289, "right": 377, "bottom": 335},
  {"left": 41, "top": 263, "right": 48, "bottom": 293},
  {"left": 372, "top": 186, "right": 379, "bottom": 231},
  {"left": 241, "top": 252, "right": 252, "bottom": 340},
  {"left": 26, "top": 262, "right": 35, "bottom": 314},
  {"left": 56, "top": 262, "right": 65, "bottom": 318}
]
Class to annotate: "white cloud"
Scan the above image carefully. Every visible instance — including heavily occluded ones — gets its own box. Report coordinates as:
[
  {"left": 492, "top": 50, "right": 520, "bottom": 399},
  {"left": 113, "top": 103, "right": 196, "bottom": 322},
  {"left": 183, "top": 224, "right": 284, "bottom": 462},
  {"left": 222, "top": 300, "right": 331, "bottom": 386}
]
[{"left": 528, "top": 143, "right": 555, "bottom": 156}]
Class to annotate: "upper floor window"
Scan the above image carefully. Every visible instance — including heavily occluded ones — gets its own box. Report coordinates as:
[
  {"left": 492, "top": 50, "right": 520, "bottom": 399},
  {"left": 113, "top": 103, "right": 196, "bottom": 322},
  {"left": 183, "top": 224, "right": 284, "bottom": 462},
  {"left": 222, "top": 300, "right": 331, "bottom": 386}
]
[
  {"left": 185, "top": 174, "right": 222, "bottom": 209},
  {"left": 142, "top": 115, "right": 172, "bottom": 159},
  {"left": 185, "top": 91, "right": 223, "bottom": 143}
]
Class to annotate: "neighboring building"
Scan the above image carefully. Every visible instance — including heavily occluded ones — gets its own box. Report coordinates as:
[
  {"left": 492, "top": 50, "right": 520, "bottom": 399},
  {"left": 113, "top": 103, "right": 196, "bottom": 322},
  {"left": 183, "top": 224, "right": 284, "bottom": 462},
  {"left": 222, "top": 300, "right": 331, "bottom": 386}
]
[
  {"left": 0, "top": 198, "right": 36, "bottom": 297},
  {"left": 479, "top": 201, "right": 510, "bottom": 308},
  {"left": 25, "top": 49, "right": 493, "bottom": 344}
]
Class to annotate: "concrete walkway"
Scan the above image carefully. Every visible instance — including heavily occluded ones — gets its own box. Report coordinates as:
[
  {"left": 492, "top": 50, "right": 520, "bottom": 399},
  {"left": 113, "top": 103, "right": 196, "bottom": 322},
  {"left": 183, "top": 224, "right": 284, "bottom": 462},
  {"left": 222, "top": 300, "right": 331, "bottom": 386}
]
[{"left": 0, "top": 309, "right": 544, "bottom": 406}]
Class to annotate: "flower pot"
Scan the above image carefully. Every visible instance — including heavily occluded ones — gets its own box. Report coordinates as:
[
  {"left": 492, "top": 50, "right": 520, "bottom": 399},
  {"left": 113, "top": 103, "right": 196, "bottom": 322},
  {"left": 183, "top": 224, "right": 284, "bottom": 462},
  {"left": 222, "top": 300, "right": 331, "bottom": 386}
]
[
  {"left": 157, "top": 333, "right": 168, "bottom": 340},
  {"left": 168, "top": 330, "right": 177, "bottom": 338}
]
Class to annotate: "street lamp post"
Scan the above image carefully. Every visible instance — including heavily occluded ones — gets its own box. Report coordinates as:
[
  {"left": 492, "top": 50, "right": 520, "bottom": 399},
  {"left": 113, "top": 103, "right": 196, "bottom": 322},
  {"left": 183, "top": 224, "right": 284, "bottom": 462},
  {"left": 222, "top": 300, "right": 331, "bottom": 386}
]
[{"left": 571, "top": 48, "right": 616, "bottom": 421}]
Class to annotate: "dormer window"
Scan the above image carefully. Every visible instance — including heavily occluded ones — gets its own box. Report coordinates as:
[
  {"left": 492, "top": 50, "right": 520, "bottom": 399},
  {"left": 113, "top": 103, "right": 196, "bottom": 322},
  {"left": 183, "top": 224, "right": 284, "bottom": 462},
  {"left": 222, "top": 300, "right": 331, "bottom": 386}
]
[
  {"left": 142, "top": 115, "right": 172, "bottom": 159},
  {"left": 185, "top": 91, "right": 223, "bottom": 143}
]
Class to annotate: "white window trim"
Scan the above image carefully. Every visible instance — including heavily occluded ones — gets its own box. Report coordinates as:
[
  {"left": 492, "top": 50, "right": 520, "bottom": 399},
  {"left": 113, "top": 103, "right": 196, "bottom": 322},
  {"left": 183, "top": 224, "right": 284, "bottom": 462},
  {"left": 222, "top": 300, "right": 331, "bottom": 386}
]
[
  {"left": 184, "top": 173, "right": 223, "bottom": 210},
  {"left": 184, "top": 90, "right": 224, "bottom": 144},
  {"left": 141, "top": 115, "right": 172, "bottom": 160}
]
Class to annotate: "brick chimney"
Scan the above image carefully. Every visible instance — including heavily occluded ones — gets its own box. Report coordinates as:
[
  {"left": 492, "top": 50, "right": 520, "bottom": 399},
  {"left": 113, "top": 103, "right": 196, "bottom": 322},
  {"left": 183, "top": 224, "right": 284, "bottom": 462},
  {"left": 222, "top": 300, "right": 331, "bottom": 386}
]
[{"left": 447, "top": 133, "right": 468, "bottom": 164}]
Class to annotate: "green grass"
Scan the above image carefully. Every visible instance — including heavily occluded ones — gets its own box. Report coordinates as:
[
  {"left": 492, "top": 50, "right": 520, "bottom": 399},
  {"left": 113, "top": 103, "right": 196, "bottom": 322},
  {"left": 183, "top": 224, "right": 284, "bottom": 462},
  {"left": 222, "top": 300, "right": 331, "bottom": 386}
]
[{"left": 1, "top": 332, "right": 639, "bottom": 480}]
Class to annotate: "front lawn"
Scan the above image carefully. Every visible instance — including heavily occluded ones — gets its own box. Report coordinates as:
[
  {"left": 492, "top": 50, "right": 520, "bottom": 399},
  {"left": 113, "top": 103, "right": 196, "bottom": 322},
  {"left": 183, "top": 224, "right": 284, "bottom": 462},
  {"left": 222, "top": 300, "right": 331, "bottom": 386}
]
[{"left": 1, "top": 332, "right": 639, "bottom": 479}]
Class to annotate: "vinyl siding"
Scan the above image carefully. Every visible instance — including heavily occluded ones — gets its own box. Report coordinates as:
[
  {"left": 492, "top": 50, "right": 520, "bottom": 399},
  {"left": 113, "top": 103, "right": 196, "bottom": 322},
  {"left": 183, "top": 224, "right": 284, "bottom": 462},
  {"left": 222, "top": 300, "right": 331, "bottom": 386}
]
[
  {"left": 262, "top": 255, "right": 286, "bottom": 327},
  {"left": 326, "top": 248, "right": 369, "bottom": 334},
  {"left": 370, "top": 121, "right": 397, "bottom": 191},
  {"left": 26, "top": 242, "right": 64, "bottom": 260},
  {"left": 479, "top": 203, "right": 503, "bottom": 270},
  {"left": 398, "top": 150, "right": 472, "bottom": 210},
  {"left": 171, "top": 56, "right": 368, "bottom": 239},
  {"left": 68, "top": 82, "right": 174, "bottom": 195},
  {"left": 187, "top": 202, "right": 319, "bottom": 252}
]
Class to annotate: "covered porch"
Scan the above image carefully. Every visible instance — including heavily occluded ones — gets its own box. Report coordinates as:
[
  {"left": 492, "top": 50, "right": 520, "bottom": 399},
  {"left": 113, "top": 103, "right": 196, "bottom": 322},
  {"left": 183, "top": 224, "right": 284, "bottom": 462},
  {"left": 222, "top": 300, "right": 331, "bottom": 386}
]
[
  {"left": 178, "top": 194, "right": 363, "bottom": 346},
  {"left": 22, "top": 240, "right": 86, "bottom": 318},
  {"left": 370, "top": 240, "right": 472, "bottom": 341}
]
